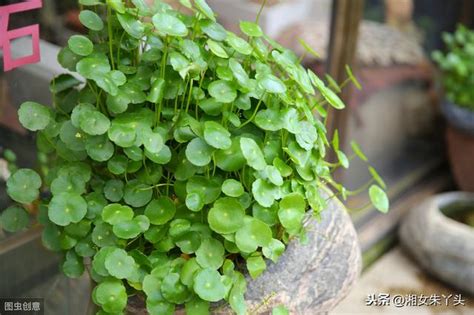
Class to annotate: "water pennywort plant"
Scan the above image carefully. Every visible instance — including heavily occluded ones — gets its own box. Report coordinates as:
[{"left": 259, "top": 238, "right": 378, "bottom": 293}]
[{"left": 0, "top": 0, "right": 389, "bottom": 314}]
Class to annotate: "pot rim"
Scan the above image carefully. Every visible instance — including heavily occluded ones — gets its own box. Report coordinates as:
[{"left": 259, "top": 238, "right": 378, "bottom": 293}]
[
  {"left": 441, "top": 100, "right": 474, "bottom": 135},
  {"left": 431, "top": 191, "right": 474, "bottom": 234}
]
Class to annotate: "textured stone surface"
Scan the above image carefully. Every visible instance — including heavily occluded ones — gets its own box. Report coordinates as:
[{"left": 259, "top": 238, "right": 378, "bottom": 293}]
[{"left": 399, "top": 192, "right": 474, "bottom": 294}]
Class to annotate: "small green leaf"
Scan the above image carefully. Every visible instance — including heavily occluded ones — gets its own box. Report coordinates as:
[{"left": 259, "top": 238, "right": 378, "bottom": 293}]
[
  {"left": 194, "top": 0, "right": 216, "bottom": 22},
  {"left": 345, "top": 65, "right": 362, "bottom": 90},
  {"left": 105, "top": 248, "right": 136, "bottom": 279},
  {"left": 145, "top": 197, "right": 176, "bottom": 225},
  {"left": 185, "top": 138, "right": 214, "bottom": 167},
  {"left": 196, "top": 238, "right": 224, "bottom": 269},
  {"left": 103, "top": 179, "right": 124, "bottom": 202},
  {"left": 102, "top": 204, "right": 134, "bottom": 225},
  {"left": 272, "top": 305, "right": 289, "bottom": 315},
  {"left": 48, "top": 193, "right": 87, "bottom": 226},
  {"left": 226, "top": 32, "right": 252, "bottom": 55},
  {"left": 94, "top": 279, "right": 127, "bottom": 313},
  {"left": 6, "top": 169, "right": 42, "bottom": 204},
  {"left": 240, "top": 137, "right": 266, "bottom": 171},
  {"left": 208, "top": 197, "right": 245, "bottom": 234},
  {"left": 240, "top": 21, "right": 263, "bottom": 37},
  {"left": 258, "top": 74, "right": 286, "bottom": 94},
  {"left": 208, "top": 80, "right": 236, "bottom": 103},
  {"left": 68, "top": 35, "right": 93, "bottom": 56},
  {"left": 161, "top": 273, "right": 191, "bottom": 304},
  {"left": 369, "top": 185, "right": 389, "bottom": 213},
  {"left": 18, "top": 102, "right": 51, "bottom": 131},
  {"left": 203, "top": 121, "right": 232, "bottom": 150},
  {"left": 200, "top": 20, "right": 227, "bottom": 41},
  {"left": 235, "top": 217, "right": 272, "bottom": 253},
  {"left": 221, "top": 179, "right": 244, "bottom": 197},
  {"left": 336, "top": 150, "right": 349, "bottom": 169},
  {"left": 278, "top": 193, "right": 306, "bottom": 231},
  {"left": 369, "top": 166, "right": 387, "bottom": 189},
  {"left": 262, "top": 239, "right": 285, "bottom": 263},
  {"left": 124, "top": 180, "right": 153, "bottom": 207},
  {"left": 252, "top": 179, "right": 279, "bottom": 208},
  {"left": 0, "top": 206, "right": 29, "bottom": 232},
  {"left": 117, "top": 13, "right": 145, "bottom": 39},
  {"left": 79, "top": 10, "right": 104, "bottom": 31},
  {"left": 207, "top": 39, "right": 229, "bottom": 58},
  {"left": 246, "top": 254, "right": 266, "bottom": 279},
  {"left": 80, "top": 111, "right": 110, "bottom": 135},
  {"left": 193, "top": 268, "right": 226, "bottom": 302},
  {"left": 255, "top": 109, "right": 283, "bottom": 131},
  {"left": 152, "top": 13, "right": 188, "bottom": 37},
  {"left": 351, "top": 141, "right": 368, "bottom": 162}
]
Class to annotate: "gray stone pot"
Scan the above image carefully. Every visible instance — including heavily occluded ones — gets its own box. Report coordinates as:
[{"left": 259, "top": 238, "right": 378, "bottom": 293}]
[
  {"left": 441, "top": 100, "right": 474, "bottom": 135},
  {"left": 399, "top": 192, "right": 474, "bottom": 294},
  {"left": 128, "top": 191, "right": 362, "bottom": 314}
]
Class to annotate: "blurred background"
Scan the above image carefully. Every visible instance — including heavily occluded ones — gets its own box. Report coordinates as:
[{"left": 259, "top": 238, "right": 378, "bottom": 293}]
[{"left": 0, "top": 0, "right": 473, "bottom": 314}]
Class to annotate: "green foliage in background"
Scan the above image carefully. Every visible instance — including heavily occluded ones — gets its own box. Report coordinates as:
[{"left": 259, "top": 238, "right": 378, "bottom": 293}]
[
  {"left": 433, "top": 25, "right": 474, "bottom": 110},
  {"left": 1, "top": 0, "right": 389, "bottom": 314}
]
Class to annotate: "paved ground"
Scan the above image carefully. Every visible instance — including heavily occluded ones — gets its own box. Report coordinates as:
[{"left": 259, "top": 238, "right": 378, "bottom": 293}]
[{"left": 332, "top": 247, "right": 473, "bottom": 315}]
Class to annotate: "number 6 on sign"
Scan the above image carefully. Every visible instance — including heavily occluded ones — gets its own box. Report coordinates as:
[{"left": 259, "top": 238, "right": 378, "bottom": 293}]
[{"left": 0, "top": 0, "right": 42, "bottom": 71}]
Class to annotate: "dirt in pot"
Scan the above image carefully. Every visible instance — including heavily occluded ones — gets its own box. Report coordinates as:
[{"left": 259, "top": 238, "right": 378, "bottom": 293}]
[{"left": 441, "top": 204, "right": 474, "bottom": 227}]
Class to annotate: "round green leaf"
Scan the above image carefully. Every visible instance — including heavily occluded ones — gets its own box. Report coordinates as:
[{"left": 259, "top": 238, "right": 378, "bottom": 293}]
[
  {"left": 278, "top": 192, "right": 306, "bottom": 231},
  {"left": 215, "top": 137, "right": 246, "bottom": 171},
  {"left": 108, "top": 122, "right": 137, "bottom": 148},
  {"left": 200, "top": 20, "right": 227, "bottom": 41},
  {"left": 369, "top": 185, "right": 389, "bottom": 213},
  {"left": 240, "top": 137, "right": 266, "bottom": 171},
  {"left": 262, "top": 239, "right": 285, "bottom": 263},
  {"left": 203, "top": 121, "right": 231, "bottom": 150},
  {"left": 152, "top": 13, "right": 188, "bottom": 37},
  {"left": 117, "top": 13, "right": 145, "bottom": 39},
  {"left": 207, "top": 39, "right": 228, "bottom": 58},
  {"left": 226, "top": 32, "right": 252, "bottom": 55},
  {"left": 252, "top": 179, "right": 279, "bottom": 208},
  {"left": 208, "top": 80, "right": 236, "bottom": 103},
  {"left": 254, "top": 109, "right": 283, "bottom": 131},
  {"left": 185, "top": 192, "right": 204, "bottom": 212},
  {"left": 175, "top": 231, "right": 201, "bottom": 254},
  {"left": 196, "top": 238, "right": 224, "bottom": 269},
  {"left": 141, "top": 128, "right": 164, "bottom": 154},
  {"left": 185, "top": 138, "right": 214, "bottom": 167},
  {"left": 208, "top": 197, "right": 245, "bottom": 234},
  {"left": 80, "top": 111, "right": 110, "bottom": 135},
  {"left": 48, "top": 193, "right": 87, "bottom": 226},
  {"left": 194, "top": 0, "right": 216, "bottom": 21},
  {"left": 18, "top": 101, "right": 51, "bottom": 131},
  {"left": 79, "top": 10, "right": 104, "bottom": 31},
  {"left": 104, "top": 248, "right": 136, "bottom": 279},
  {"left": 50, "top": 174, "right": 86, "bottom": 196},
  {"left": 193, "top": 268, "right": 226, "bottom": 302},
  {"left": 104, "top": 179, "right": 124, "bottom": 202},
  {"left": 145, "top": 197, "right": 176, "bottom": 225},
  {"left": 92, "top": 246, "right": 115, "bottom": 276},
  {"left": 86, "top": 135, "right": 114, "bottom": 162},
  {"left": 124, "top": 180, "right": 153, "bottom": 207},
  {"left": 68, "top": 35, "right": 93, "bottom": 56},
  {"left": 62, "top": 250, "right": 85, "bottom": 278},
  {"left": 94, "top": 279, "right": 127, "bottom": 313},
  {"left": 102, "top": 203, "right": 134, "bottom": 225},
  {"left": 0, "top": 206, "right": 29, "bottom": 232},
  {"left": 161, "top": 273, "right": 191, "bottom": 304},
  {"left": 77, "top": 54, "right": 111, "bottom": 79},
  {"left": 221, "top": 179, "right": 244, "bottom": 197},
  {"left": 258, "top": 74, "right": 286, "bottom": 94},
  {"left": 92, "top": 222, "right": 118, "bottom": 247},
  {"left": 235, "top": 218, "right": 272, "bottom": 253},
  {"left": 6, "top": 169, "right": 41, "bottom": 204},
  {"left": 240, "top": 21, "right": 263, "bottom": 37}
]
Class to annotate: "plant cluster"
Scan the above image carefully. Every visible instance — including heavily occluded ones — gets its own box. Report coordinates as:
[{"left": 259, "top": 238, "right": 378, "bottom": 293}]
[
  {"left": 433, "top": 24, "right": 474, "bottom": 110},
  {"left": 0, "top": 0, "right": 388, "bottom": 314}
]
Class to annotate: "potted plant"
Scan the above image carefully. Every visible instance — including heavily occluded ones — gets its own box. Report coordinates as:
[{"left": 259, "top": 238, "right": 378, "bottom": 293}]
[
  {"left": 432, "top": 25, "right": 474, "bottom": 192},
  {"left": 0, "top": 0, "right": 389, "bottom": 314}
]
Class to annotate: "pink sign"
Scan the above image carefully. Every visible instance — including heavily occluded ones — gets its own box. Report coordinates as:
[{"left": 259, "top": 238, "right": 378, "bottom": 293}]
[{"left": 0, "top": 0, "right": 42, "bottom": 71}]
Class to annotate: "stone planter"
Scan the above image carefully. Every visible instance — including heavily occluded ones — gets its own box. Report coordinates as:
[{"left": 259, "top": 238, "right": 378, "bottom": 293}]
[
  {"left": 442, "top": 101, "right": 474, "bottom": 192},
  {"left": 399, "top": 192, "right": 474, "bottom": 294},
  {"left": 127, "top": 190, "right": 362, "bottom": 314}
]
